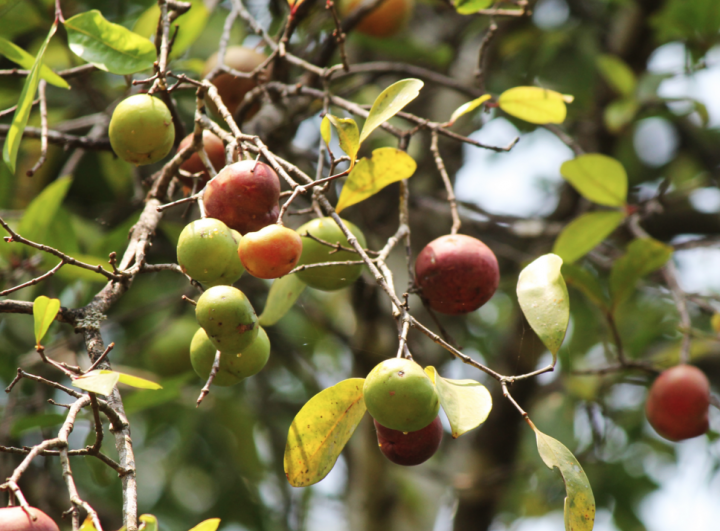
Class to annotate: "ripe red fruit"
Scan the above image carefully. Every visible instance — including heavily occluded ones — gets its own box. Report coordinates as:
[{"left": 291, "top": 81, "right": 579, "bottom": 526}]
[
  {"left": 374, "top": 416, "right": 443, "bottom": 466},
  {"left": 0, "top": 506, "right": 60, "bottom": 531},
  {"left": 415, "top": 234, "right": 499, "bottom": 315},
  {"left": 238, "top": 224, "right": 303, "bottom": 279},
  {"left": 338, "top": 0, "right": 414, "bottom": 38},
  {"left": 645, "top": 364, "right": 710, "bottom": 441},
  {"left": 177, "top": 131, "right": 227, "bottom": 188},
  {"left": 203, "top": 160, "right": 281, "bottom": 235}
]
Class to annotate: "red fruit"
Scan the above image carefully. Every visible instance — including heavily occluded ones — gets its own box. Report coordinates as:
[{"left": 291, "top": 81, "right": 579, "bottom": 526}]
[
  {"left": 646, "top": 364, "right": 710, "bottom": 441},
  {"left": 177, "top": 131, "right": 227, "bottom": 188},
  {"left": 0, "top": 506, "right": 60, "bottom": 531},
  {"left": 415, "top": 234, "right": 499, "bottom": 315},
  {"left": 374, "top": 416, "right": 443, "bottom": 466},
  {"left": 238, "top": 224, "right": 303, "bottom": 279},
  {"left": 203, "top": 160, "right": 281, "bottom": 235}
]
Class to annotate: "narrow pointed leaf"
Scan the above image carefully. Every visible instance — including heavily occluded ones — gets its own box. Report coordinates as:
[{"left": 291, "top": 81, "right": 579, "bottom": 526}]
[
  {"left": 517, "top": 254, "right": 569, "bottom": 360},
  {"left": 72, "top": 370, "right": 120, "bottom": 396},
  {"left": 320, "top": 115, "right": 332, "bottom": 146},
  {"left": 0, "top": 37, "right": 69, "bottom": 88},
  {"left": 65, "top": 10, "right": 156, "bottom": 75},
  {"left": 448, "top": 94, "right": 492, "bottom": 124},
  {"left": 453, "top": 0, "right": 494, "bottom": 15},
  {"left": 139, "top": 515, "right": 158, "bottom": 531},
  {"left": 33, "top": 295, "right": 60, "bottom": 346},
  {"left": 326, "top": 115, "right": 359, "bottom": 167},
  {"left": 359, "top": 79, "right": 423, "bottom": 143},
  {"left": 284, "top": 378, "right": 366, "bottom": 487},
  {"left": 610, "top": 238, "right": 673, "bottom": 308},
  {"left": 425, "top": 367, "right": 492, "bottom": 438},
  {"left": 259, "top": 274, "right": 306, "bottom": 326},
  {"left": 17, "top": 176, "right": 73, "bottom": 247},
  {"left": 560, "top": 154, "right": 628, "bottom": 207},
  {"left": 133, "top": 0, "right": 209, "bottom": 59},
  {"left": 2, "top": 20, "right": 56, "bottom": 174},
  {"left": 530, "top": 421, "right": 596, "bottom": 531},
  {"left": 498, "top": 86, "right": 569, "bottom": 124},
  {"left": 553, "top": 210, "right": 625, "bottom": 264},
  {"left": 117, "top": 372, "right": 163, "bottom": 390},
  {"left": 188, "top": 519, "right": 220, "bottom": 531},
  {"left": 561, "top": 263, "right": 609, "bottom": 312},
  {"left": 336, "top": 147, "right": 417, "bottom": 212}
]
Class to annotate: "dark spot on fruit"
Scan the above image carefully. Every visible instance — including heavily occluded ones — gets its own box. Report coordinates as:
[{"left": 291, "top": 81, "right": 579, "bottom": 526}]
[
  {"left": 389, "top": 391, "right": 395, "bottom": 396},
  {"left": 398, "top": 371, "right": 405, "bottom": 377}
]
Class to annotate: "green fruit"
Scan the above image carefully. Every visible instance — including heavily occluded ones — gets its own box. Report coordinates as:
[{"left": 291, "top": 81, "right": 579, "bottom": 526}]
[
  {"left": 144, "top": 316, "right": 197, "bottom": 376},
  {"left": 363, "top": 358, "right": 439, "bottom": 432},
  {"left": 205, "top": 229, "right": 246, "bottom": 287},
  {"left": 295, "top": 217, "right": 366, "bottom": 291},
  {"left": 195, "top": 285, "right": 258, "bottom": 352},
  {"left": 190, "top": 327, "right": 270, "bottom": 385},
  {"left": 109, "top": 94, "right": 175, "bottom": 165},
  {"left": 177, "top": 218, "right": 240, "bottom": 284}
]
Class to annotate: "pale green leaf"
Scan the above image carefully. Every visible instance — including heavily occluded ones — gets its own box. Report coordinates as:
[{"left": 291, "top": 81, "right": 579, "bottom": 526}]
[
  {"left": 517, "top": 254, "right": 569, "bottom": 360},
  {"left": 117, "top": 372, "right": 163, "bottom": 390},
  {"left": 561, "top": 263, "right": 609, "bottom": 311},
  {"left": 320, "top": 115, "right": 331, "bottom": 146},
  {"left": 359, "top": 79, "right": 423, "bottom": 143},
  {"left": 610, "top": 238, "right": 673, "bottom": 308},
  {"left": 133, "top": 0, "right": 209, "bottom": 59},
  {"left": 284, "top": 378, "right": 366, "bottom": 487},
  {"left": 259, "top": 274, "right": 306, "bottom": 326},
  {"left": 326, "top": 115, "right": 360, "bottom": 167},
  {"left": 453, "top": 0, "right": 494, "bottom": 15},
  {"left": 188, "top": 518, "right": 220, "bottom": 531},
  {"left": 0, "top": 37, "right": 69, "bottom": 88},
  {"left": 336, "top": 147, "right": 417, "bottom": 212},
  {"left": 55, "top": 253, "right": 114, "bottom": 282},
  {"left": 560, "top": 154, "right": 628, "bottom": 207},
  {"left": 17, "top": 176, "right": 73, "bottom": 248},
  {"left": 596, "top": 54, "right": 636, "bottom": 97},
  {"left": 604, "top": 98, "right": 639, "bottom": 133},
  {"left": 10, "top": 413, "right": 65, "bottom": 438},
  {"left": 448, "top": 94, "right": 492, "bottom": 124},
  {"left": 72, "top": 370, "right": 120, "bottom": 396},
  {"left": 65, "top": 10, "right": 156, "bottom": 75},
  {"left": 498, "top": 86, "right": 569, "bottom": 124},
  {"left": 531, "top": 421, "right": 596, "bottom": 531},
  {"left": 425, "top": 367, "right": 491, "bottom": 438},
  {"left": 552, "top": 211, "right": 625, "bottom": 264},
  {"left": 33, "top": 295, "right": 60, "bottom": 346},
  {"left": 139, "top": 514, "right": 158, "bottom": 531}
]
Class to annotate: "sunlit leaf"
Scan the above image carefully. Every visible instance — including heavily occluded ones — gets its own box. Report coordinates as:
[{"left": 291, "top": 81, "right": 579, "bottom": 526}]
[
  {"left": 359, "top": 78, "right": 423, "bottom": 143},
  {"left": 0, "top": 37, "right": 69, "bottom": 88},
  {"left": 188, "top": 518, "right": 220, "bottom": 531},
  {"left": 561, "top": 263, "right": 609, "bottom": 312},
  {"left": 117, "top": 372, "right": 163, "bottom": 390},
  {"left": 284, "top": 378, "right": 366, "bottom": 487},
  {"left": 133, "top": 0, "right": 209, "bottom": 59},
  {"left": 320, "top": 115, "right": 331, "bottom": 146},
  {"left": 610, "top": 238, "right": 673, "bottom": 308},
  {"left": 326, "top": 115, "right": 360, "bottom": 167},
  {"left": 448, "top": 94, "right": 492, "bottom": 124},
  {"left": 79, "top": 516, "right": 99, "bottom": 531},
  {"left": 2, "top": 20, "right": 56, "bottom": 174},
  {"left": 517, "top": 254, "right": 569, "bottom": 361},
  {"left": 17, "top": 176, "right": 73, "bottom": 247},
  {"left": 336, "top": 147, "right": 417, "bottom": 212},
  {"left": 139, "top": 514, "right": 158, "bottom": 531},
  {"left": 453, "top": 0, "right": 494, "bottom": 15},
  {"left": 259, "top": 274, "right": 306, "bottom": 326},
  {"left": 552, "top": 211, "right": 625, "bottom": 264},
  {"left": 498, "top": 86, "right": 569, "bottom": 124},
  {"left": 560, "top": 154, "right": 628, "bottom": 207},
  {"left": 530, "top": 421, "right": 596, "bottom": 531},
  {"left": 425, "top": 367, "right": 492, "bottom": 438},
  {"left": 72, "top": 370, "right": 120, "bottom": 396},
  {"left": 65, "top": 10, "right": 156, "bottom": 75},
  {"left": 33, "top": 295, "right": 60, "bottom": 346}
]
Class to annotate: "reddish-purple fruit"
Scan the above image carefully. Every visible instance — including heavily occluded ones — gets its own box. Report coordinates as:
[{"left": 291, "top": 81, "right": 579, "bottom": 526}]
[
  {"left": 646, "top": 364, "right": 710, "bottom": 441},
  {"left": 374, "top": 417, "right": 443, "bottom": 466},
  {"left": 238, "top": 224, "right": 303, "bottom": 279},
  {"left": 203, "top": 160, "right": 281, "bottom": 235},
  {"left": 415, "top": 234, "right": 499, "bottom": 315},
  {"left": 0, "top": 506, "right": 60, "bottom": 531},
  {"left": 177, "top": 131, "right": 228, "bottom": 188}
]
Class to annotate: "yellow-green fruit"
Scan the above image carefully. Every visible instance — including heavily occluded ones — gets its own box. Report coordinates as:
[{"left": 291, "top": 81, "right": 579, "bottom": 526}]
[
  {"left": 295, "top": 217, "right": 366, "bottom": 291},
  {"left": 177, "top": 219, "right": 241, "bottom": 284},
  {"left": 144, "top": 316, "right": 197, "bottom": 376},
  {"left": 363, "top": 358, "right": 439, "bottom": 432},
  {"left": 190, "top": 327, "right": 270, "bottom": 385},
  {"left": 205, "top": 229, "right": 246, "bottom": 287},
  {"left": 195, "top": 285, "right": 258, "bottom": 352},
  {"left": 109, "top": 94, "right": 175, "bottom": 165}
]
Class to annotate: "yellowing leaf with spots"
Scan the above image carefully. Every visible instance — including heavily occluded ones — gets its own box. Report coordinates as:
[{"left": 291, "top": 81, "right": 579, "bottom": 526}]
[
  {"left": 336, "top": 148, "right": 417, "bottom": 212},
  {"left": 498, "top": 86, "right": 570, "bottom": 124},
  {"left": 284, "top": 378, "right": 366, "bottom": 487},
  {"left": 325, "top": 114, "right": 360, "bottom": 168}
]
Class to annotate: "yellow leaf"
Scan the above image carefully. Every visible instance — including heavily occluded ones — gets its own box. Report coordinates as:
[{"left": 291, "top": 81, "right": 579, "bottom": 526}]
[
  {"left": 188, "top": 518, "right": 220, "bottom": 531},
  {"left": 448, "top": 94, "right": 491, "bottom": 125},
  {"left": 33, "top": 295, "right": 60, "bottom": 346},
  {"left": 498, "top": 86, "right": 570, "bottom": 124},
  {"left": 117, "top": 372, "right": 162, "bottom": 390},
  {"left": 325, "top": 115, "right": 359, "bottom": 167},
  {"left": 72, "top": 370, "right": 119, "bottom": 396}
]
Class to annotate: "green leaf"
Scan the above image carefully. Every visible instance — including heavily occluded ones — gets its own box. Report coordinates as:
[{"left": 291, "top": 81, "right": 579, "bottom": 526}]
[
  {"left": 188, "top": 519, "right": 220, "bottom": 531},
  {"left": 117, "top": 372, "right": 163, "bottom": 390},
  {"left": 0, "top": 37, "right": 69, "bottom": 88},
  {"left": 560, "top": 154, "right": 628, "bottom": 207},
  {"left": 425, "top": 367, "right": 492, "bottom": 438},
  {"left": 10, "top": 413, "right": 65, "bottom": 437},
  {"left": 325, "top": 115, "right": 360, "bottom": 167},
  {"left": 604, "top": 98, "right": 639, "bottom": 133},
  {"left": 453, "top": 0, "right": 494, "bottom": 15},
  {"left": 17, "top": 176, "right": 73, "bottom": 248},
  {"left": 517, "top": 254, "right": 570, "bottom": 360},
  {"left": 33, "top": 295, "right": 60, "bottom": 346},
  {"left": 284, "top": 378, "right": 366, "bottom": 487},
  {"left": 359, "top": 79, "right": 424, "bottom": 144},
  {"left": 259, "top": 274, "right": 306, "bottom": 326},
  {"left": 498, "top": 86, "right": 571, "bottom": 124},
  {"left": 561, "top": 263, "right": 609, "bottom": 312},
  {"left": 123, "top": 374, "right": 193, "bottom": 414},
  {"left": 139, "top": 514, "right": 158, "bottom": 531},
  {"left": 133, "top": 0, "right": 209, "bottom": 59},
  {"left": 596, "top": 54, "right": 636, "bottom": 97},
  {"left": 610, "top": 238, "right": 673, "bottom": 308},
  {"left": 64, "top": 10, "right": 156, "bottom": 75},
  {"left": 552, "top": 211, "right": 625, "bottom": 264},
  {"left": 320, "top": 115, "right": 332, "bottom": 146},
  {"left": 2, "top": 20, "right": 57, "bottom": 174},
  {"left": 448, "top": 94, "right": 492, "bottom": 124},
  {"left": 55, "top": 253, "right": 114, "bottom": 282},
  {"left": 531, "top": 421, "right": 596, "bottom": 531},
  {"left": 336, "top": 147, "right": 417, "bottom": 213},
  {"left": 72, "top": 370, "right": 120, "bottom": 396}
]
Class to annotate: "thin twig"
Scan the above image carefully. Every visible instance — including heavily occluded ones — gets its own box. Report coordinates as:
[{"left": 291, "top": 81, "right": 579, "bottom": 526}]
[{"left": 197, "top": 351, "right": 222, "bottom": 407}]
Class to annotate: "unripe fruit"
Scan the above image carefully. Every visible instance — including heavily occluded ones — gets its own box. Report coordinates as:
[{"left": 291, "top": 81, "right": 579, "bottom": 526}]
[
  {"left": 177, "top": 219, "right": 244, "bottom": 284},
  {"left": 295, "top": 217, "right": 367, "bottom": 291},
  {"left": 109, "top": 94, "right": 174, "bottom": 165},
  {"left": 374, "top": 416, "right": 443, "bottom": 466},
  {"left": 205, "top": 229, "right": 245, "bottom": 288},
  {"left": 190, "top": 327, "right": 270, "bottom": 385},
  {"left": 238, "top": 224, "right": 303, "bottom": 279},
  {"left": 177, "top": 131, "right": 227, "bottom": 188},
  {"left": 646, "top": 364, "right": 710, "bottom": 441},
  {"left": 204, "top": 160, "right": 281, "bottom": 235},
  {"left": 363, "top": 358, "right": 440, "bottom": 432},
  {"left": 0, "top": 506, "right": 60, "bottom": 531},
  {"left": 415, "top": 234, "right": 499, "bottom": 315},
  {"left": 195, "top": 285, "right": 258, "bottom": 352},
  {"left": 338, "top": 0, "right": 414, "bottom": 38}
]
